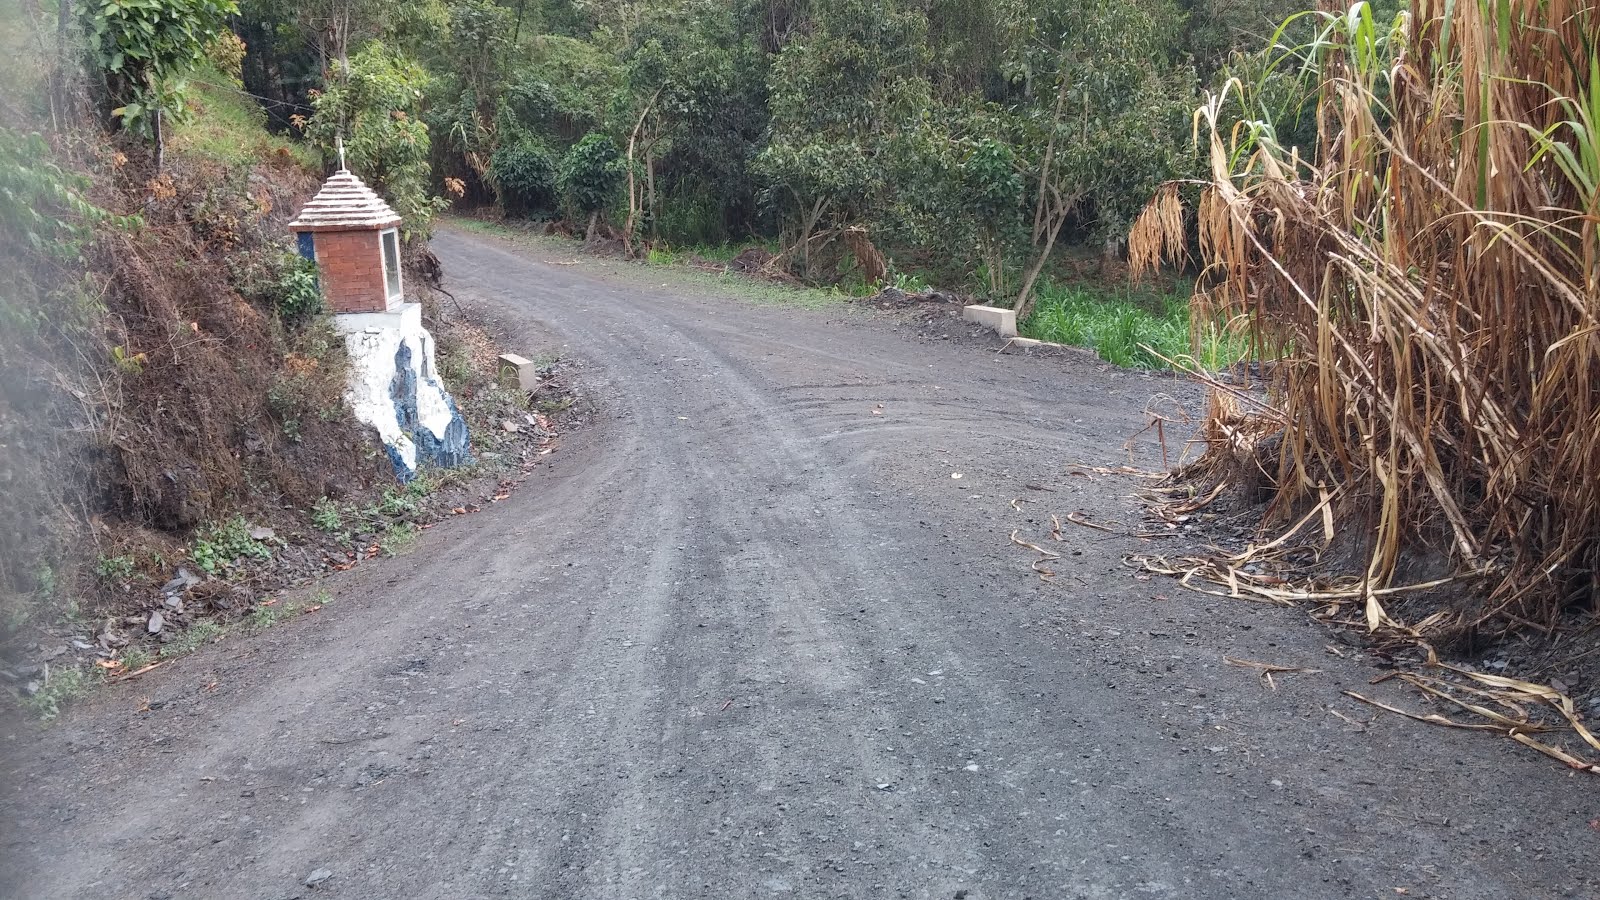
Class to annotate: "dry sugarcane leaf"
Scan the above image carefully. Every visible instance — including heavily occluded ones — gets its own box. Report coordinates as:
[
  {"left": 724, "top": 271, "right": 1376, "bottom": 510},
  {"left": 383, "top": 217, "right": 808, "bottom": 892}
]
[
  {"left": 1065, "top": 511, "right": 1123, "bottom": 533},
  {"left": 1225, "top": 655, "right": 1322, "bottom": 689},
  {"left": 1509, "top": 734, "right": 1600, "bottom": 774},
  {"left": 1225, "top": 655, "right": 1322, "bottom": 675},
  {"left": 1008, "top": 530, "right": 1061, "bottom": 560},
  {"left": 1064, "top": 464, "right": 1165, "bottom": 479},
  {"left": 1343, "top": 691, "right": 1508, "bottom": 732}
]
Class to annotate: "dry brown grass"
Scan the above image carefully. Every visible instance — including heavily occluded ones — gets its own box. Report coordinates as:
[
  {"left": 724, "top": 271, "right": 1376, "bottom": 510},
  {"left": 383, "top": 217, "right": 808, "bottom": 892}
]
[{"left": 1133, "top": 0, "right": 1600, "bottom": 644}]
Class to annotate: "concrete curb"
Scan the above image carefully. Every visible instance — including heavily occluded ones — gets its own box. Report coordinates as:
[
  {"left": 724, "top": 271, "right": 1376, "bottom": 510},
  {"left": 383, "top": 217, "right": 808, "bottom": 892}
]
[{"left": 961, "top": 304, "right": 1017, "bottom": 338}]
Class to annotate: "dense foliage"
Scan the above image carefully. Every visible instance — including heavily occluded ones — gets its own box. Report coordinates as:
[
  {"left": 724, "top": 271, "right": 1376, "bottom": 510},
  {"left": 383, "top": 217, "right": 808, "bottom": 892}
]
[
  {"left": 558, "top": 131, "right": 625, "bottom": 235},
  {"left": 489, "top": 138, "right": 560, "bottom": 214},
  {"left": 235, "top": 0, "right": 1309, "bottom": 293},
  {"left": 304, "top": 42, "right": 445, "bottom": 235},
  {"left": 82, "top": 0, "right": 239, "bottom": 151}
]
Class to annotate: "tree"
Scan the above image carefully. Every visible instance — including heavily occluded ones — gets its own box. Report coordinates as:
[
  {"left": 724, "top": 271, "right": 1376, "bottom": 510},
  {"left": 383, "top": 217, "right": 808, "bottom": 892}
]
[
  {"left": 960, "top": 136, "right": 1024, "bottom": 295},
  {"left": 755, "top": 0, "right": 931, "bottom": 279},
  {"left": 305, "top": 42, "right": 444, "bottom": 236},
  {"left": 623, "top": 0, "right": 769, "bottom": 244},
  {"left": 81, "top": 0, "right": 239, "bottom": 169},
  {"left": 424, "top": 0, "right": 514, "bottom": 193},
  {"left": 559, "top": 131, "right": 625, "bottom": 240},
  {"left": 1005, "top": 0, "right": 1195, "bottom": 319}
]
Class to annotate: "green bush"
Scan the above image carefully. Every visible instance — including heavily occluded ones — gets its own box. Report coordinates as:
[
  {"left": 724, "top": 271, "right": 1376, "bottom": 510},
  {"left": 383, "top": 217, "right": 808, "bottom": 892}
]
[
  {"left": 489, "top": 139, "right": 559, "bottom": 216},
  {"left": 232, "top": 248, "right": 322, "bottom": 326},
  {"left": 271, "top": 253, "right": 322, "bottom": 325},
  {"left": 558, "top": 132, "right": 625, "bottom": 226},
  {"left": 80, "top": 0, "right": 238, "bottom": 139}
]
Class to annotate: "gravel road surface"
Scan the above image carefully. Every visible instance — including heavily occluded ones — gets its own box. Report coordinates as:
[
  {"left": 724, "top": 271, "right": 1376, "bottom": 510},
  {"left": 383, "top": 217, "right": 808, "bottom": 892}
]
[{"left": 2, "top": 226, "right": 1592, "bottom": 899}]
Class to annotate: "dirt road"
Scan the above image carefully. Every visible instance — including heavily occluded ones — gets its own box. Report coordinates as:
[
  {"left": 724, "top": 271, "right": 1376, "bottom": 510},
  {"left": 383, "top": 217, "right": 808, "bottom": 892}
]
[{"left": 3, "top": 227, "right": 1592, "bottom": 899}]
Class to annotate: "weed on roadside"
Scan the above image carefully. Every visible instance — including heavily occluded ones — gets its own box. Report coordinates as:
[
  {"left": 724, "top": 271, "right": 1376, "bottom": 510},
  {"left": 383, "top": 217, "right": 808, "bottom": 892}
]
[
  {"left": 535, "top": 395, "right": 575, "bottom": 415},
  {"left": 378, "top": 522, "right": 419, "bottom": 557},
  {"left": 247, "top": 598, "right": 292, "bottom": 631},
  {"left": 119, "top": 647, "right": 154, "bottom": 673},
  {"left": 248, "top": 588, "right": 334, "bottom": 632},
  {"left": 94, "top": 554, "right": 136, "bottom": 585},
  {"left": 310, "top": 497, "right": 344, "bottom": 533},
  {"left": 161, "top": 620, "right": 227, "bottom": 658},
  {"left": 191, "top": 516, "right": 273, "bottom": 576},
  {"left": 367, "top": 476, "right": 435, "bottom": 521},
  {"left": 22, "top": 665, "right": 94, "bottom": 720},
  {"left": 439, "top": 341, "right": 475, "bottom": 388},
  {"left": 1020, "top": 280, "right": 1251, "bottom": 371}
]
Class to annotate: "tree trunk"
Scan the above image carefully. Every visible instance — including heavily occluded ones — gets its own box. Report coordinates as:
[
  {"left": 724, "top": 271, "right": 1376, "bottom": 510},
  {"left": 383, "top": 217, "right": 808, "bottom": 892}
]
[
  {"left": 622, "top": 90, "right": 660, "bottom": 258},
  {"left": 799, "top": 196, "right": 826, "bottom": 282},
  {"left": 1102, "top": 233, "right": 1123, "bottom": 271},
  {"left": 981, "top": 232, "right": 1004, "bottom": 295},
  {"left": 585, "top": 209, "right": 600, "bottom": 244},
  {"left": 153, "top": 105, "right": 164, "bottom": 174},
  {"left": 1015, "top": 207, "right": 1068, "bottom": 322},
  {"left": 646, "top": 154, "right": 656, "bottom": 240},
  {"left": 1017, "top": 55, "right": 1078, "bottom": 323},
  {"left": 1031, "top": 68, "right": 1072, "bottom": 244}
]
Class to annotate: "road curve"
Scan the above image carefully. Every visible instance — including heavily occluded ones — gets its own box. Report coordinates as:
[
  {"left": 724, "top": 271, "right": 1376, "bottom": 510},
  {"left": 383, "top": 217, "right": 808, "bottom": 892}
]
[{"left": 2, "top": 226, "right": 1591, "bottom": 900}]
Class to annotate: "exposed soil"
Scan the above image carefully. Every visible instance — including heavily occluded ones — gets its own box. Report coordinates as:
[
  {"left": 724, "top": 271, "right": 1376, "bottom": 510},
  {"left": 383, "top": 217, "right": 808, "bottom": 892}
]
[{"left": 1, "top": 226, "right": 1595, "bottom": 900}]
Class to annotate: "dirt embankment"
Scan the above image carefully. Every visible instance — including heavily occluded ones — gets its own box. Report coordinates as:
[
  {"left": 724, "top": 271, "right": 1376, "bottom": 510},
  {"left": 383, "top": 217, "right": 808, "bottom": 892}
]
[{"left": 1, "top": 142, "right": 577, "bottom": 714}]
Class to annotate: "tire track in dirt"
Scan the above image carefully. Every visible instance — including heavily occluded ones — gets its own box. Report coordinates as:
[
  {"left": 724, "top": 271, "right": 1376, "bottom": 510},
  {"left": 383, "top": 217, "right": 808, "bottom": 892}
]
[{"left": 2, "top": 226, "right": 1593, "bottom": 900}]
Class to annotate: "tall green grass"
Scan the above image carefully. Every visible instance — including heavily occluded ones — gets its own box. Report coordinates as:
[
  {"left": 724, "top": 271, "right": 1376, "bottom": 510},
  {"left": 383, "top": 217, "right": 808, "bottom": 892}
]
[{"left": 1018, "top": 280, "right": 1250, "bottom": 371}]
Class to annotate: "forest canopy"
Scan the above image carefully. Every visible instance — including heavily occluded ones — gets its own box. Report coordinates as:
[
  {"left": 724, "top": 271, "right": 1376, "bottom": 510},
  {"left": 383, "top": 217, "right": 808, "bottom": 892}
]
[{"left": 233, "top": 0, "right": 1318, "bottom": 299}]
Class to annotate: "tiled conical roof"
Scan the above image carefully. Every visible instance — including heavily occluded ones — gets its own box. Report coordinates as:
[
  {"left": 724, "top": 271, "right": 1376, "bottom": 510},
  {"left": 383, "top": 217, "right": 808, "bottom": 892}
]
[{"left": 288, "top": 169, "right": 402, "bottom": 231}]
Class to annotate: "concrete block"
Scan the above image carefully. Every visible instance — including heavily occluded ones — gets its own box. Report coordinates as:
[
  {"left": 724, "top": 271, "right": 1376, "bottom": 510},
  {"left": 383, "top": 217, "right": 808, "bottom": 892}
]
[
  {"left": 498, "top": 353, "right": 540, "bottom": 390},
  {"left": 962, "top": 304, "right": 1017, "bottom": 338}
]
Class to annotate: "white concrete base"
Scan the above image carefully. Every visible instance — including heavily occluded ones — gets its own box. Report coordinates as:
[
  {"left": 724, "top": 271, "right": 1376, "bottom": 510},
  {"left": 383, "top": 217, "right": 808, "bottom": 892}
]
[
  {"left": 332, "top": 302, "right": 421, "bottom": 337},
  {"left": 334, "top": 302, "right": 469, "bottom": 477},
  {"left": 962, "top": 304, "right": 1017, "bottom": 338}
]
